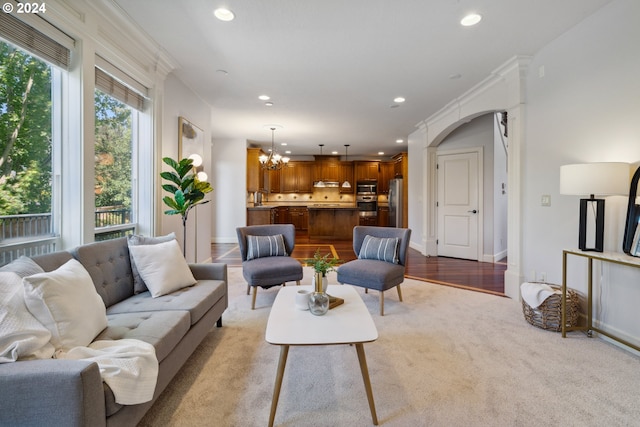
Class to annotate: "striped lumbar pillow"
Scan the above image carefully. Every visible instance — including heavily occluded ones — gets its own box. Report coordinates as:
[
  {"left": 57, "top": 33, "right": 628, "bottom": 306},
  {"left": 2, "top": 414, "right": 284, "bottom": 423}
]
[
  {"left": 358, "top": 235, "right": 400, "bottom": 264},
  {"left": 246, "top": 234, "right": 288, "bottom": 261}
]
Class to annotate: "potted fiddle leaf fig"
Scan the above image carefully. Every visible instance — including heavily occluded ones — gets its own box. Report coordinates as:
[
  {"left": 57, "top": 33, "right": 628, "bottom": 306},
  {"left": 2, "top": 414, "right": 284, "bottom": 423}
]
[{"left": 161, "top": 156, "right": 213, "bottom": 255}]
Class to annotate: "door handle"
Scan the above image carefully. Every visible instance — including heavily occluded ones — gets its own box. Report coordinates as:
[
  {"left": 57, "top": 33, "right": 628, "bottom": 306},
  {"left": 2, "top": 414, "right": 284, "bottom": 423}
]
[{"left": 468, "top": 209, "right": 478, "bottom": 214}]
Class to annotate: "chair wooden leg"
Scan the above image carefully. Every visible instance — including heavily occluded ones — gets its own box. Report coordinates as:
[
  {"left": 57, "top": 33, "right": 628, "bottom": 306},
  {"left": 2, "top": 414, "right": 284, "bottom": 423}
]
[
  {"left": 246, "top": 284, "right": 250, "bottom": 295},
  {"left": 365, "top": 288, "right": 368, "bottom": 294},
  {"left": 251, "top": 286, "right": 258, "bottom": 310},
  {"left": 296, "top": 280, "right": 300, "bottom": 286},
  {"left": 379, "top": 290, "right": 385, "bottom": 316},
  {"left": 396, "top": 284, "right": 403, "bottom": 302}
]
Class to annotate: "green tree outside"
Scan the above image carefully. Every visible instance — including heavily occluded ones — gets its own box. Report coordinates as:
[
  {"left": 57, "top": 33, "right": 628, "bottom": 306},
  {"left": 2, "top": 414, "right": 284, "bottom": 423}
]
[
  {"left": 0, "top": 41, "right": 52, "bottom": 215},
  {"left": 94, "top": 89, "right": 132, "bottom": 219}
]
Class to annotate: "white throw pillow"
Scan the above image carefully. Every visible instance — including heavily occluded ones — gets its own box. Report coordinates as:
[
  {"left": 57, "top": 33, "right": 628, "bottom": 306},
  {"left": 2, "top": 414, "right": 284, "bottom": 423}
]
[
  {"left": 23, "top": 259, "right": 108, "bottom": 351},
  {"left": 128, "top": 239, "right": 197, "bottom": 298},
  {"left": 127, "top": 232, "right": 177, "bottom": 294},
  {"left": 0, "top": 272, "right": 55, "bottom": 363}
]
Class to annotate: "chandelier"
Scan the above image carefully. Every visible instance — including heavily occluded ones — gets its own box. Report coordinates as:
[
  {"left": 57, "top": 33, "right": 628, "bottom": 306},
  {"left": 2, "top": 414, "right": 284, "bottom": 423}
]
[{"left": 259, "top": 127, "right": 290, "bottom": 170}]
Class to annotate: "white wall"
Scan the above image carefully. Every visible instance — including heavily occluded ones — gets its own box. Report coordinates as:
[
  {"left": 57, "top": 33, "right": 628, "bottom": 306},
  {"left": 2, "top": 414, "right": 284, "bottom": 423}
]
[
  {"left": 162, "top": 74, "right": 213, "bottom": 262},
  {"left": 523, "top": 0, "right": 640, "bottom": 343},
  {"left": 210, "top": 137, "right": 247, "bottom": 243},
  {"left": 493, "top": 115, "right": 508, "bottom": 261}
]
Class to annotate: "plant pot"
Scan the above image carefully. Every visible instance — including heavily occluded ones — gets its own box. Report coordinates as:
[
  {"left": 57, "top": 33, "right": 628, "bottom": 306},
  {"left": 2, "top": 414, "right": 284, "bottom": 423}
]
[
  {"left": 309, "top": 271, "right": 330, "bottom": 315},
  {"left": 311, "top": 272, "right": 329, "bottom": 293}
]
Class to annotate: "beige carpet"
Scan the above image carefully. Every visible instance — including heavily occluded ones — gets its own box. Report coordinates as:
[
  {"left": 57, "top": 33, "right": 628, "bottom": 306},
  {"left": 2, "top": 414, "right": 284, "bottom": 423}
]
[{"left": 139, "top": 267, "right": 640, "bottom": 426}]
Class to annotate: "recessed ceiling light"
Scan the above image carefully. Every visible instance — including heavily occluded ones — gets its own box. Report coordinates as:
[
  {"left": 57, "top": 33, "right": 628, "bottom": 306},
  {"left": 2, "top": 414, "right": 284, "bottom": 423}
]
[
  {"left": 378, "top": 152, "right": 385, "bottom": 155},
  {"left": 461, "top": 13, "right": 482, "bottom": 26},
  {"left": 265, "top": 102, "right": 274, "bottom": 107},
  {"left": 281, "top": 143, "right": 287, "bottom": 146},
  {"left": 331, "top": 151, "right": 338, "bottom": 155},
  {"left": 285, "top": 150, "right": 291, "bottom": 154},
  {"left": 214, "top": 8, "right": 235, "bottom": 21},
  {"left": 393, "top": 97, "right": 406, "bottom": 103},
  {"left": 259, "top": 95, "right": 270, "bottom": 101},
  {"left": 396, "top": 139, "right": 403, "bottom": 143}
]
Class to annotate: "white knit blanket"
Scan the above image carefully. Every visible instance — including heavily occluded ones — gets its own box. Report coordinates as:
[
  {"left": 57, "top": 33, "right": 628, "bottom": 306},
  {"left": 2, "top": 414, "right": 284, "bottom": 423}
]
[
  {"left": 520, "top": 282, "right": 560, "bottom": 309},
  {"left": 56, "top": 339, "right": 158, "bottom": 405}
]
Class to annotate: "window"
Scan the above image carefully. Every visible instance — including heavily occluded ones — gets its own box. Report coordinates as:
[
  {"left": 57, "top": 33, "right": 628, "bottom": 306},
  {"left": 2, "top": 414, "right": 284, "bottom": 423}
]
[
  {"left": 93, "top": 65, "right": 148, "bottom": 241},
  {"left": 94, "top": 89, "right": 135, "bottom": 239},
  {"left": 0, "top": 40, "right": 57, "bottom": 263}
]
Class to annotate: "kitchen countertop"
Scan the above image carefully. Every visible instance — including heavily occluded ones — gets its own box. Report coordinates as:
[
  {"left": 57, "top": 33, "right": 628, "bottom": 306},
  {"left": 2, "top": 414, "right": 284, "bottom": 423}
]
[
  {"left": 248, "top": 203, "right": 357, "bottom": 209},
  {"left": 307, "top": 204, "right": 358, "bottom": 210}
]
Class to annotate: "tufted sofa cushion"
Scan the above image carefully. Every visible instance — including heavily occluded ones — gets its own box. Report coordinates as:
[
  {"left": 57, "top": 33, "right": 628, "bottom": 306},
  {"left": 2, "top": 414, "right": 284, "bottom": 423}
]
[
  {"left": 106, "top": 279, "right": 226, "bottom": 326},
  {"left": 95, "top": 310, "right": 190, "bottom": 363},
  {"left": 71, "top": 237, "right": 134, "bottom": 308},
  {"left": 94, "top": 310, "right": 191, "bottom": 417}
]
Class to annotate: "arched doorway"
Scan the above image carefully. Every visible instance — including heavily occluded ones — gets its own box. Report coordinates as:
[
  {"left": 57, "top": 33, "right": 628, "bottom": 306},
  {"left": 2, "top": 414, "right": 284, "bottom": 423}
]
[{"left": 416, "top": 56, "right": 530, "bottom": 299}]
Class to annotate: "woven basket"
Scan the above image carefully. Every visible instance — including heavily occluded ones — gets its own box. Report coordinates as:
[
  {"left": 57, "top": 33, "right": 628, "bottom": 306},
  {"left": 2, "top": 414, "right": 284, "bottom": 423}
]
[{"left": 521, "top": 283, "right": 579, "bottom": 332}]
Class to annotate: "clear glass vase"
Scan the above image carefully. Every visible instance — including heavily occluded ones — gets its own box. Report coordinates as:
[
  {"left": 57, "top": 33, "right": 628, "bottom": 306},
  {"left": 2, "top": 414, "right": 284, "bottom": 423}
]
[
  {"left": 308, "top": 291, "right": 330, "bottom": 315},
  {"left": 308, "top": 272, "right": 330, "bottom": 315}
]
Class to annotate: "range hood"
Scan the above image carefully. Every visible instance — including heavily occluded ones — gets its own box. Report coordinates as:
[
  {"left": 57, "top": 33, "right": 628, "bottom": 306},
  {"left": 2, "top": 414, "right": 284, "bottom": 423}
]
[{"left": 313, "top": 181, "right": 340, "bottom": 188}]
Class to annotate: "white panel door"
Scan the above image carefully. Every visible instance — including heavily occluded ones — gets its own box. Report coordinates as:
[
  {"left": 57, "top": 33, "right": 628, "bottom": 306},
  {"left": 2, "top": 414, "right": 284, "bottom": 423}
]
[{"left": 437, "top": 151, "right": 480, "bottom": 260}]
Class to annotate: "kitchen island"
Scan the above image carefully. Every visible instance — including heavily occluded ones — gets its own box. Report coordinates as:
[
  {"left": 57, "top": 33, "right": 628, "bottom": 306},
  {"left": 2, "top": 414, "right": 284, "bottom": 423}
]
[{"left": 307, "top": 205, "right": 359, "bottom": 240}]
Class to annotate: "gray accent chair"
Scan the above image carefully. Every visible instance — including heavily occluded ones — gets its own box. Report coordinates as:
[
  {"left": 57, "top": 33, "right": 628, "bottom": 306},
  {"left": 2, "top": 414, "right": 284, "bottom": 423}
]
[
  {"left": 236, "top": 224, "right": 303, "bottom": 309},
  {"left": 337, "top": 226, "right": 412, "bottom": 315}
]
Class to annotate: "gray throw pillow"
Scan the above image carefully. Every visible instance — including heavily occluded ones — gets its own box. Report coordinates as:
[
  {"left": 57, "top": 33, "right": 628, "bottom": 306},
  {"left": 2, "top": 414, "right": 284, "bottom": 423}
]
[
  {"left": 246, "top": 234, "right": 287, "bottom": 261},
  {"left": 127, "top": 232, "right": 176, "bottom": 293},
  {"left": 0, "top": 256, "right": 45, "bottom": 278},
  {"left": 358, "top": 235, "right": 400, "bottom": 264}
]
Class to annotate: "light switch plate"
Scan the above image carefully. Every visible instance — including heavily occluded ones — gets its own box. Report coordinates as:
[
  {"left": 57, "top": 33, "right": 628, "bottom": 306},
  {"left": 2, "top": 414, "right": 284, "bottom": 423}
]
[{"left": 541, "top": 195, "right": 551, "bottom": 206}]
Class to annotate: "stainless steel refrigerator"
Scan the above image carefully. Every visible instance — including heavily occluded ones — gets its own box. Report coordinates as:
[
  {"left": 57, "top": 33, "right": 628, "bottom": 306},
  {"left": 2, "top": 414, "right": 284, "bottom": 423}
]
[{"left": 388, "top": 178, "right": 403, "bottom": 227}]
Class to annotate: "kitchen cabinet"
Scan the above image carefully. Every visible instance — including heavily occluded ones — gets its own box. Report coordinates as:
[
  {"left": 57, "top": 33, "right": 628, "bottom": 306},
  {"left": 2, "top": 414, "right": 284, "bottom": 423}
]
[
  {"left": 359, "top": 216, "right": 378, "bottom": 226},
  {"left": 247, "top": 148, "right": 266, "bottom": 193},
  {"left": 308, "top": 207, "right": 359, "bottom": 239},
  {"left": 247, "top": 207, "right": 275, "bottom": 225},
  {"left": 313, "top": 156, "right": 340, "bottom": 182},
  {"left": 281, "top": 161, "right": 313, "bottom": 193},
  {"left": 378, "top": 162, "right": 395, "bottom": 194},
  {"left": 338, "top": 161, "right": 354, "bottom": 193},
  {"left": 264, "top": 169, "right": 280, "bottom": 193},
  {"left": 392, "top": 152, "right": 408, "bottom": 228},
  {"left": 273, "top": 206, "right": 288, "bottom": 224},
  {"left": 393, "top": 152, "right": 407, "bottom": 178},
  {"left": 288, "top": 207, "right": 308, "bottom": 230},
  {"left": 378, "top": 206, "right": 389, "bottom": 227},
  {"left": 355, "top": 161, "right": 379, "bottom": 182}
]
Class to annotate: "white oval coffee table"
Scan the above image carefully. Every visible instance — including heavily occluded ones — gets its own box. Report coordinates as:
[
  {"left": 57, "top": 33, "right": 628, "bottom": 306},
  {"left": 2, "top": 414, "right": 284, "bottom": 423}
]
[{"left": 265, "top": 284, "right": 379, "bottom": 426}]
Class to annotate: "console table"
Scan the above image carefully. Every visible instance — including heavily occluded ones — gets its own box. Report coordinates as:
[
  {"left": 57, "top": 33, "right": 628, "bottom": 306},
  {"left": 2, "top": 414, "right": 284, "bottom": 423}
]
[{"left": 561, "top": 249, "right": 640, "bottom": 351}]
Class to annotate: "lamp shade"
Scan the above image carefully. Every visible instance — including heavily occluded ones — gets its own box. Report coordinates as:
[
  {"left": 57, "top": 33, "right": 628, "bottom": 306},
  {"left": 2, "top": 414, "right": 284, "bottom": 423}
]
[{"left": 559, "top": 162, "right": 629, "bottom": 196}]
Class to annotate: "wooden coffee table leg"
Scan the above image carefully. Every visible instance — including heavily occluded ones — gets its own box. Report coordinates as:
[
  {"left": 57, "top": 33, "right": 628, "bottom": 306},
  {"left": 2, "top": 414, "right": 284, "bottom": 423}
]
[
  {"left": 269, "top": 345, "right": 289, "bottom": 427},
  {"left": 355, "top": 343, "right": 378, "bottom": 425}
]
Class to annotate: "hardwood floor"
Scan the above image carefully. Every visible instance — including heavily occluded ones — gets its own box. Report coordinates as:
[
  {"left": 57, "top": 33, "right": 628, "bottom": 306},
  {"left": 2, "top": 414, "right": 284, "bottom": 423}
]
[{"left": 211, "top": 234, "right": 506, "bottom": 296}]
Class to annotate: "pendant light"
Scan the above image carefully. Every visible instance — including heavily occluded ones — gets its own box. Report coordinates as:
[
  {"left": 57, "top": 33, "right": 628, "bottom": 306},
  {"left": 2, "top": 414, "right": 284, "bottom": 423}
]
[
  {"left": 342, "top": 144, "right": 351, "bottom": 188},
  {"left": 315, "top": 144, "right": 326, "bottom": 187}
]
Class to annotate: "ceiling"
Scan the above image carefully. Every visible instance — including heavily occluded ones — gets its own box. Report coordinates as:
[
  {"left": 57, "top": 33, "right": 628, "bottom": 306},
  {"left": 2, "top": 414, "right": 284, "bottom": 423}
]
[{"left": 113, "top": 0, "right": 612, "bottom": 158}]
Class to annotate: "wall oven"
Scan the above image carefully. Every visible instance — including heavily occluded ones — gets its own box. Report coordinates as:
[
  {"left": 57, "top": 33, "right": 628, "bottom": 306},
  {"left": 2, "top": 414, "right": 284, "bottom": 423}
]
[{"left": 357, "top": 195, "right": 377, "bottom": 217}]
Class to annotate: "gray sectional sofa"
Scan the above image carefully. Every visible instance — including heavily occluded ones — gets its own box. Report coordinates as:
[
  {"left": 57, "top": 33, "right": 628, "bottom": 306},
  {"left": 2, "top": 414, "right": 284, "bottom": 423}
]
[{"left": 0, "top": 237, "right": 228, "bottom": 427}]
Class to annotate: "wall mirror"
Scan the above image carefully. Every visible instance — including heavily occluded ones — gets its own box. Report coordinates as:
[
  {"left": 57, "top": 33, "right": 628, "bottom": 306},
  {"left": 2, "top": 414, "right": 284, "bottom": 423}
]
[{"left": 623, "top": 165, "right": 640, "bottom": 257}]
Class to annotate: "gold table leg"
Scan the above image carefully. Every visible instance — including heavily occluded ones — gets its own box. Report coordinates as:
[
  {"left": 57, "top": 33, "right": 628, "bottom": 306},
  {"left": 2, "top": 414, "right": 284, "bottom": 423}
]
[
  {"left": 269, "top": 345, "right": 289, "bottom": 427},
  {"left": 355, "top": 343, "right": 379, "bottom": 425}
]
